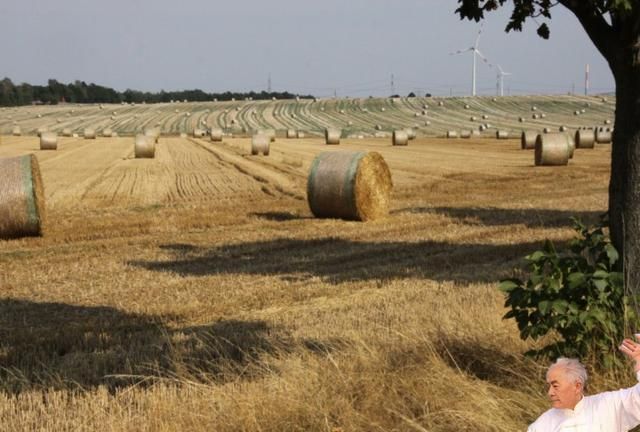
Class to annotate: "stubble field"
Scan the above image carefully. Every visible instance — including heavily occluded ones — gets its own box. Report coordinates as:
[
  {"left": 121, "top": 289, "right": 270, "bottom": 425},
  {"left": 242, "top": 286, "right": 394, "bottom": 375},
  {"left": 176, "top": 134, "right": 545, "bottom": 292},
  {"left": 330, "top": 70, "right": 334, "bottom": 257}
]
[{"left": 0, "top": 130, "right": 620, "bottom": 431}]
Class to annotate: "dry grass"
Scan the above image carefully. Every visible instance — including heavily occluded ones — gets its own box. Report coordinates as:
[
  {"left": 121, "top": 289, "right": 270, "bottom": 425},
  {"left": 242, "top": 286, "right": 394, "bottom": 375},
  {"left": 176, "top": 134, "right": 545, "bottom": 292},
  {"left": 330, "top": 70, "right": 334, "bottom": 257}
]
[{"left": 0, "top": 135, "right": 623, "bottom": 431}]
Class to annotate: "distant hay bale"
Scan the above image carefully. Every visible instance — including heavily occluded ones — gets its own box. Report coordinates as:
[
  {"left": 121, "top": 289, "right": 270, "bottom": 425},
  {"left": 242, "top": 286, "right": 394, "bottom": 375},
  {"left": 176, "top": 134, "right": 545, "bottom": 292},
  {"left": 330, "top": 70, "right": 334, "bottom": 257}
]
[
  {"left": 287, "top": 129, "right": 297, "bottom": 138},
  {"left": 470, "top": 116, "right": 477, "bottom": 121},
  {"left": 406, "top": 128, "right": 416, "bottom": 140},
  {"left": 604, "top": 119, "right": 612, "bottom": 125},
  {"left": 574, "top": 110, "right": 581, "bottom": 115},
  {"left": 496, "top": 130, "right": 509, "bottom": 139},
  {"left": 464, "top": 104, "right": 470, "bottom": 109},
  {"left": 40, "top": 132, "right": 58, "bottom": 150},
  {"left": 543, "top": 127, "right": 551, "bottom": 134},
  {"left": 460, "top": 130, "right": 472, "bottom": 139},
  {"left": 325, "top": 128, "right": 341, "bottom": 145},
  {"left": 62, "top": 128, "right": 72, "bottom": 137},
  {"left": 72, "top": 133, "right": 78, "bottom": 138},
  {"left": 532, "top": 113, "right": 540, "bottom": 119},
  {"left": 381, "top": 107, "right": 386, "bottom": 112},
  {"left": 297, "top": 131, "right": 306, "bottom": 138},
  {"left": 347, "top": 121, "right": 354, "bottom": 126},
  {"left": 12, "top": 126, "right": 21, "bottom": 136},
  {"left": 531, "top": 106, "right": 537, "bottom": 111},
  {"left": 307, "top": 151, "right": 392, "bottom": 221},
  {"left": 482, "top": 114, "right": 489, "bottom": 119},
  {"left": 518, "top": 117, "right": 525, "bottom": 123},
  {"left": 210, "top": 128, "right": 223, "bottom": 141},
  {"left": 392, "top": 130, "right": 408, "bottom": 146},
  {"left": 535, "top": 133, "right": 571, "bottom": 166},
  {"left": 251, "top": 134, "right": 270, "bottom": 156},
  {"left": 575, "top": 129, "right": 595, "bottom": 148},
  {"left": 479, "top": 125, "right": 486, "bottom": 132},
  {"left": 438, "top": 101, "right": 444, "bottom": 106},
  {"left": 521, "top": 130, "right": 537, "bottom": 150},
  {"left": 102, "top": 128, "right": 113, "bottom": 138},
  {"left": 424, "top": 121, "right": 431, "bottom": 126},
  {"left": 134, "top": 134, "right": 155, "bottom": 158},
  {"left": 559, "top": 125, "right": 567, "bottom": 132},
  {"left": 375, "top": 125, "right": 382, "bottom": 131},
  {"left": 144, "top": 128, "right": 160, "bottom": 143},
  {"left": 581, "top": 108, "right": 586, "bottom": 113},
  {"left": 180, "top": 133, "right": 187, "bottom": 138},
  {"left": 193, "top": 129, "right": 206, "bottom": 138},
  {"left": 541, "top": 113, "right": 546, "bottom": 118},
  {"left": 112, "top": 132, "right": 118, "bottom": 137},
  {"left": 446, "top": 130, "right": 458, "bottom": 138},
  {"left": 84, "top": 128, "right": 96, "bottom": 139},
  {"left": 36, "top": 127, "right": 47, "bottom": 137},
  {"left": 595, "top": 128, "right": 612, "bottom": 144},
  {"left": 0, "top": 154, "right": 45, "bottom": 239}
]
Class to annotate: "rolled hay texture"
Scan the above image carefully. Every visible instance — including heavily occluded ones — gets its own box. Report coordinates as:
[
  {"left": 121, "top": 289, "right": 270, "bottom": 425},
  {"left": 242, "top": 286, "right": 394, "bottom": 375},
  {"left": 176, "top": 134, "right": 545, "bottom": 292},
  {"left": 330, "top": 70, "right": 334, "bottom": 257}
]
[
  {"left": 596, "top": 129, "right": 612, "bottom": 144},
  {"left": 39, "top": 132, "right": 58, "bottom": 150},
  {"left": 193, "top": 129, "right": 206, "bottom": 138},
  {"left": 287, "top": 129, "right": 297, "bottom": 138},
  {"left": 535, "top": 133, "right": 571, "bottom": 166},
  {"left": 325, "top": 128, "right": 341, "bottom": 145},
  {"left": 84, "top": 128, "right": 96, "bottom": 139},
  {"left": 102, "top": 128, "right": 113, "bottom": 138},
  {"left": 446, "top": 130, "right": 459, "bottom": 138},
  {"left": 0, "top": 154, "right": 46, "bottom": 239},
  {"left": 210, "top": 128, "right": 223, "bottom": 142},
  {"left": 251, "top": 134, "right": 270, "bottom": 156},
  {"left": 62, "top": 128, "right": 72, "bottom": 137},
  {"left": 134, "top": 134, "right": 155, "bottom": 158},
  {"left": 392, "top": 130, "right": 408, "bottom": 146},
  {"left": 307, "top": 151, "right": 392, "bottom": 222},
  {"left": 521, "top": 131, "right": 537, "bottom": 150},
  {"left": 144, "top": 128, "right": 160, "bottom": 143},
  {"left": 496, "top": 130, "right": 509, "bottom": 139},
  {"left": 575, "top": 129, "right": 596, "bottom": 149},
  {"left": 12, "top": 126, "right": 21, "bottom": 136}
]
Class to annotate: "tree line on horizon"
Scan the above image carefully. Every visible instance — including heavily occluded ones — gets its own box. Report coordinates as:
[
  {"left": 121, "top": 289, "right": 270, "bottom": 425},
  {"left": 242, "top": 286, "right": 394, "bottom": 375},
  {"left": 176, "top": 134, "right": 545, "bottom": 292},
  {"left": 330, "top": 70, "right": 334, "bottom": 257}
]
[{"left": 0, "top": 78, "right": 314, "bottom": 106}]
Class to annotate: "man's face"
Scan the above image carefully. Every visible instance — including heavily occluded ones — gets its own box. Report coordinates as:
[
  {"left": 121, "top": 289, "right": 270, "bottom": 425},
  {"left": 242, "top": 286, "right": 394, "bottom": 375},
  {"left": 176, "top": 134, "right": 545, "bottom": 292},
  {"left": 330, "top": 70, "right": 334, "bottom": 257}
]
[{"left": 546, "top": 366, "right": 583, "bottom": 410}]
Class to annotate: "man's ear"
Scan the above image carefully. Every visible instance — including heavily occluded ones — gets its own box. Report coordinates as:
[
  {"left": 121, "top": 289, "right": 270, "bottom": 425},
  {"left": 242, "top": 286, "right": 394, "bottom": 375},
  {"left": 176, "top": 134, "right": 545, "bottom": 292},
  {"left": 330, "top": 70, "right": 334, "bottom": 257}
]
[{"left": 575, "top": 381, "right": 583, "bottom": 394}]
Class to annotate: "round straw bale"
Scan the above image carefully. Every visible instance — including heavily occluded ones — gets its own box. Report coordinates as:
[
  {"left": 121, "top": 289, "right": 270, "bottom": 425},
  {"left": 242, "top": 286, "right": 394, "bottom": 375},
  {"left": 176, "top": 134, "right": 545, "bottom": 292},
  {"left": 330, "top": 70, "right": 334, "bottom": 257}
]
[
  {"left": 574, "top": 110, "right": 581, "bottom": 115},
  {"left": 438, "top": 101, "right": 444, "bottom": 106},
  {"left": 297, "top": 131, "right": 306, "bottom": 138},
  {"left": 72, "top": 133, "right": 78, "bottom": 138},
  {"left": 470, "top": 116, "right": 477, "bottom": 121},
  {"left": 84, "top": 128, "right": 96, "bottom": 139},
  {"left": 464, "top": 104, "right": 470, "bottom": 109},
  {"left": 62, "top": 128, "right": 72, "bottom": 137},
  {"left": 287, "top": 129, "right": 297, "bottom": 138},
  {"left": 392, "top": 130, "right": 408, "bottom": 146},
  {"left": 604, "top": 119, "right": 612, "bottom": 125},
  {"left": 531, "top": 106, "right": 537, "bottom": 111},
  {"left": 496, "top": 130, "right": 509, "bottom": 139},
  {"left": 521, "top": 130, "right": 537, "bottom": 150},
  {"left": 36, "top": 127, "right": 47, "bottom": 137},
  {"left": 12, "top": 126, "right": 21, "bottom": 136},
  {"left": 424, "top": 121, "right": 431, "bottom": 126},
  {"left": 543, "top": 127, "right": 551, "bottom": 134},
  {"left": 406, "top": 128, "right": 416, "bottom": 140},
  {"left": 446, "top": 130, "right": 459, "bottom": 138},
  {"left": 112, "top": 132, "right": 118, "bottom": 137},
  {"left": 134, "top": 134, "right": 155, "bottom": 158},
  {"left": 460, "top": 130, "right": 472, "bottom": 139},
  {"left": 518, "top": 117, "right": 525, "bottom": 122},
  {"left": 575, "top": 129, "right": 596, "bottom": 148},
  {"left": 193, "top": 129, "right": 205, "bottom": 138},
  {"left": 102, "top": 128, "right": 113, "bottom": 138},
  {"left": 479, "top": 125, "right": 486, "bottom": 132},
  {"left": 251, "top": 134, "right": 270, "bottom": 156},
  {"left": 482, "top": 114, "right": 489, "bottom": 119},
  {"left": 40, "top": 132, "right": 58, "bottom": 150},
  {"left": 581, "top": 108, "right": 586, "bottom": 113},
  {"left": 532, "top": 113, "right": 540, "bottom": 119},
  {"left": 471, "top": 130, "right": 481, "bottom": 137},
  {"left": 381, "top": 107, "right": 386, "bottom": 112},
  {"left": 541, "top": 113, "right": 546, "bottom": 118},
  {"left": 325, "top": 128, "right": 341, "bottom": 145},
  {"left": 0, "top": 154, "right": 45, "bottom": 239},
  {"left": 492, "top": 97, "right": 497, "bottom": 102},
  {"left": 375, "top": 125, "right": 382, "bottom": 131},
  {"left": 144, "top": 128, "right": 160, "bottom": 143},
  {"left": 210, "top": 128, "right": 223, "bottom": 141},
  {"left": 180, "top": 132, "right": 187, "bottom": 138},
  {"left": 535, "top": 133, "right": 571, "bottom": 166},
  {"left": 595, "top": 129, "right": 612, "bottom": 144},
  {"left": 307, "top": 151, "right": 392, "bottom": 221},
  {"left": 559, "top": 125, "right": 567, "bottom": 132}
]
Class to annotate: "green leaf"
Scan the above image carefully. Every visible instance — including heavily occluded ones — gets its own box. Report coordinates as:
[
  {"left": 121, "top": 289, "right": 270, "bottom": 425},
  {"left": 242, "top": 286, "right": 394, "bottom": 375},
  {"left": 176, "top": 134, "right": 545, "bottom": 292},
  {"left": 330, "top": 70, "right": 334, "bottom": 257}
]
[
  {"left": 498, "top": 279, "right": 521, "bottom": 293},
  {"left": 605, "top": 244, "right": 619, "bottom": 266},
  {"left": 567, "top": 272, "right": 586, "bottom": 289},
  {"left": 528, "top": 251, "right": 546, "bottom": 262},
  {"left": 539, "top": 300, "right": 551, "bottom": 315},
  {"left": 593, "top": 279, "right": 608, "bottom": 291}
]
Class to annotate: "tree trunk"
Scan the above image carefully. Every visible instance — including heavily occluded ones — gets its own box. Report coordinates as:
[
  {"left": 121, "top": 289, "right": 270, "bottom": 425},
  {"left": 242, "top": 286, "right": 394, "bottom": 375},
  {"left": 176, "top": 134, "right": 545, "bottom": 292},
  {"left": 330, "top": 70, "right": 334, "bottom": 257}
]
[{"left": 610, "top": 52, "right": 640, "bottom": 301}]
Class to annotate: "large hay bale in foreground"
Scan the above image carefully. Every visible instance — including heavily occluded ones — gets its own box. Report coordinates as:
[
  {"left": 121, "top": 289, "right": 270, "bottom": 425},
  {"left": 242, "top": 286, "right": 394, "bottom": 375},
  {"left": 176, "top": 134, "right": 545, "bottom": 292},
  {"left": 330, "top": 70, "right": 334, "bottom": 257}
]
[
  {"left": 595, "top": 129, "right": 612, "bottom": 144},
  {"left": 307, "top": 151, "right": 392, "bottom": 221},
  {"left": 84, "top": 128, "right": 96, "bottom": 139},
  {"left": 325, "top": 128, "right": 341, "bottom": 145},
  {"left": 251, "top": 134, "right": 270, "bottom": 156},
  {"left": 40, "top": 132, "right": 58, "bottom": 150},
  {"left": 134, "top": 134, "right": 155, "bottom": 158},
  {"left": 521, "top": 131, "right": 537, "bottom": 149},
  {"left": 575, "top": 129, "right": 595, "bottom": 149},
  {"left": 392, "top": 130, "right": 408, "bottom": 146},
  {"left": 535, "top": 133, "right": 571, "bottom": 166},
  {"left": 0, "top": 154, "right": 45, "bottom": 239},
  {"left": 210, "top": 128, "right": 223, "bottom": 142},
  {"left": 11, "top": 126, "right": 21, "bottom": 136}
]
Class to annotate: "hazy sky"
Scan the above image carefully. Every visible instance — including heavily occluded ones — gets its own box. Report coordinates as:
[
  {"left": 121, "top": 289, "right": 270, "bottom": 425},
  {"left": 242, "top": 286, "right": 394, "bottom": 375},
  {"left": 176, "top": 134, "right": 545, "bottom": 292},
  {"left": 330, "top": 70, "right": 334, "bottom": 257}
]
[{"left": 0, "top": 0, "right": 614, "bottom": 97}]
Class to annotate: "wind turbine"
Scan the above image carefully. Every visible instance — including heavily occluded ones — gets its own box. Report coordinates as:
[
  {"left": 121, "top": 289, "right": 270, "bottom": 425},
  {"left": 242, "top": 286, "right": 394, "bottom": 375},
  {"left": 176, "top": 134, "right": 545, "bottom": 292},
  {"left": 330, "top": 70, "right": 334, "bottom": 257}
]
[
  {"left": 450, "top": 26, "right": 493, "bottom": 96},
  {"left": 496, "top": 64, "right": 512, "bottom": 97}
]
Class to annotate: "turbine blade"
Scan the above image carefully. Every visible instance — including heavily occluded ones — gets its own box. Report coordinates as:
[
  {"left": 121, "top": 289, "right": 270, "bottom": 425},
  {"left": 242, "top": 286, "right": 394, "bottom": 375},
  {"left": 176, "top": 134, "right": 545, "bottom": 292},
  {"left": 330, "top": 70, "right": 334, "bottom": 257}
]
[{"left": 449, "top": 47, "right": 473, "bottom": 55}]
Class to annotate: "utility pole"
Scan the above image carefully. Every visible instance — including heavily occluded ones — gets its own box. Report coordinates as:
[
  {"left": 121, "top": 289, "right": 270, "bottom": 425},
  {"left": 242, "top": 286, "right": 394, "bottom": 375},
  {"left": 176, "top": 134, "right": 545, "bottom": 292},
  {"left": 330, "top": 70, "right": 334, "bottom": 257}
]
[
  {"left": 267, "top": 73, "right": 271, "bottom": 93},
  {"left": 585, "top": 64, "right": 590, "bottom": 96},
  {"left": 390, "top": 74, "right": 395, "bottom": 96}
]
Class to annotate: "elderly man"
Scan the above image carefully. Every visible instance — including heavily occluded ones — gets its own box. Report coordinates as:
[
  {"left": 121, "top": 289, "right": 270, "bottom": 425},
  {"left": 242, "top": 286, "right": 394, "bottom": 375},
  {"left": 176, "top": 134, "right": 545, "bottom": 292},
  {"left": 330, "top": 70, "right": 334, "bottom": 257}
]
[{"left": 528, "top": 337, "right": 640, "bottom": 431}]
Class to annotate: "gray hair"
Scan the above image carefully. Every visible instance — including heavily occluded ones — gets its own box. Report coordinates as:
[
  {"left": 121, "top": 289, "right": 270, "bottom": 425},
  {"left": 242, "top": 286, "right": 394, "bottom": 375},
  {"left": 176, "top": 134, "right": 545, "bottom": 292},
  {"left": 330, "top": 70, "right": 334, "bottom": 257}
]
[{"left": 547, "top": 357, "right": 588, "bottom": 390}]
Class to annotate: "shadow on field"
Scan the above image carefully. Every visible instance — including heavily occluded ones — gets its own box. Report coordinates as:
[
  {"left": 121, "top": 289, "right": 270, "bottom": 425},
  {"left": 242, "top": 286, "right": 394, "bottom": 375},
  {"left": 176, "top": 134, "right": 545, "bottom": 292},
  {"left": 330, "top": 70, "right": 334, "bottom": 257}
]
[
  {"left": 0, "top": 299, "right": 343, "bottom": 394},
  {"left": 396, "top": 206, "right": 602, "bottom": 228},
  {"left": 250, "top": 211, "right": 311, "bottom": 221},
  {"left": 131, "top": 237, "right": 558, "bottom": 284}
]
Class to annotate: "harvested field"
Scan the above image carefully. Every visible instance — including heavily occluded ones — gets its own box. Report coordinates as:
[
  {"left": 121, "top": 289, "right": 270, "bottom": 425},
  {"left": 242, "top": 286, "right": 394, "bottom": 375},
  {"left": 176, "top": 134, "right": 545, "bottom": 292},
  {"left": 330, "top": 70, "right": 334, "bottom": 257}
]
[{"left": 0, "top": 125, "right": 619, "bottom": 431}]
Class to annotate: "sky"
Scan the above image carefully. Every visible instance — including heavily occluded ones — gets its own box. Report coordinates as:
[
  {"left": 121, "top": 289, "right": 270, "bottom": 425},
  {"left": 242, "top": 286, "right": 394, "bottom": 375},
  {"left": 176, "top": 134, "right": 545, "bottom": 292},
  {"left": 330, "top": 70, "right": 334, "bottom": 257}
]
[{"left": 0, "top": 0, "right": 615, "bottom": 98}]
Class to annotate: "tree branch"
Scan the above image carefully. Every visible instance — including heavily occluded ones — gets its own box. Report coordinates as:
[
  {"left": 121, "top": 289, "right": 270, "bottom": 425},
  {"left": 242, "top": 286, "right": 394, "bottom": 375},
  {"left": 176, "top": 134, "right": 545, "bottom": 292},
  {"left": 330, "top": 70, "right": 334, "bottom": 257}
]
[{"left": 557, "top": 0, "right": 616, "bottom": 60}]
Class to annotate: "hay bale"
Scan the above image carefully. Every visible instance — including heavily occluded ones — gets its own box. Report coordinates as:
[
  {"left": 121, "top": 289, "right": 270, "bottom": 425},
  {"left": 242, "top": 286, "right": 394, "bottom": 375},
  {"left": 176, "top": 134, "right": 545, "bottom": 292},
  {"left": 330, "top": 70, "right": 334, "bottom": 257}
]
[
  {"left": 144, "top": 128, "right": 160, "bottom": 143},
  {"left": 251, "top": 134, "right": 270, "bottom": 156},
  {"left": 307, "top": 151, "right": 392, "bottom": 221},
  {"left": 287, "top": 129, "right": 297, "bottom": 138},
  {"left": 470, "top": 116, "right": 477, "bottom": 121},
  {"left": 210, "top": 128, "right": 223, "bottom": 142},
  {"left": 535, "top": 133, "right": 571, "bottom": 166},
  {"left": 531, "top": 106, "right": 537, "bottom": 111},
  {"left": 40, "top": 132, "right": 58, "bottom": 150},
  {"left": 406, "top": 128, "right": 416, "bottom": 140},
  {"left": 392, "top": 130, "right": 408, "bottom": 146},
  {"left": 460, "top": 130, "right": 472, "bottom": 139},
  {"left": 521, "top": 130, "right": 537, "bottom": 150},
  {"left": 84, "top": 128, "right": 96, "bottom": 139},
  {"left": 102, "top": 128, "right": 113, "bottom": 138},
  {"left": 180, "top": 133, "right": 187, "bottom": 138},
  {"left": 0, "top": 154, "right": 45, "bottom": 239},
  {"left": 541, "top": 113, "right": 546, "bottom": 118},
  {"left": 297, "top": 131, "right": 306, "bottom": 138},
  {"left": 532, "top": 113, "right": 540, "bottom": 119},
  {"left": 325, "top": 128, "right": 341, "bottom": 145},
  {"left": 574, "top": 110, "right": 581, "bottom": 115},
  {"left": 193, "top": 129, "right": 206, "bottom": 138},
  {"left": 559, "top": 125, "right": 567, "bottom": 132},
  {"left": 12, "top": 126, "right": 21, "bottom": 136},
  {"left": 518, "top": 117, "right": 525, "bottom": 123},
  {"left": 464, "top": 104, "right": 470, "bottom": 109},
  {"left": 575, "top": 129, "right": 595, "bottom": 148},
  {"left": 438, "top": 101, "right": 444, "bottom": 106},
  {"left": 604, "top": 119, "right": 612, "bottom": 125},
  {"left": 446, "top": 130, "right": 458, "bottom": 138},
  {"left": 496, "top": 130, "right": 509, "bottom": 139},
  {"left": 595, "top": 128, "right": 612, "bottom": 144},
  {"left": 36, "top": 127, "right": 47, "bottom": 137},
  {"left": 482, "top": 114, "right": 489, "bottom": 119},
  {"left": 543, "top": 127, "right": 551, "bottom": 134},
  {"left": 134, "top": 134, "right": 155, "bottom": 158},
  {"left": 62, "top": 128, "right": 72, "bottom": 137},
  {"left": 375, "top": 125, "right": 382, "bottom": 131}
]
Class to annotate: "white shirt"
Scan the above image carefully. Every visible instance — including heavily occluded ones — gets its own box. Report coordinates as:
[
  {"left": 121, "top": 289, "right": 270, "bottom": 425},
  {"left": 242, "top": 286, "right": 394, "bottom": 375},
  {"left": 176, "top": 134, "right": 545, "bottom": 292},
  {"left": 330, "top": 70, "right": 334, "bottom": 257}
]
[{"left": 528, "top": 371, "right": 640, "bottom": 431}]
